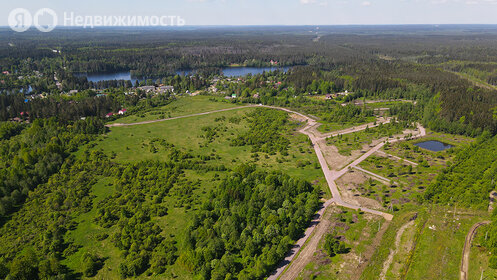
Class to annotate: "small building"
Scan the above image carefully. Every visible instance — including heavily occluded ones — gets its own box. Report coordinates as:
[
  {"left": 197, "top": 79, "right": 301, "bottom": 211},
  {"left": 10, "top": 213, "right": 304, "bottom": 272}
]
[
  {"left": 105, "top": 112, "right": 114, "bottom": 118},
  {"left": 2, "top": 71, "right": 9, "bottom": 75},
  {"left": 231, "top": 94, "right": 237, "bottom": 98},
  {"left": 158, "top": 86, "right": 174, "bottom": 93},
  {"left": 253, "top": 93, "right": 260, "bottom": 99},
  {"left": 69, "top": 90, "right": 78, "bottom": 95},
  {"left": 138, "top": 86, "right": 156, "bottom": 93},
  {"left": 118, "top": 109, "right": 128, "bottom": 115}
]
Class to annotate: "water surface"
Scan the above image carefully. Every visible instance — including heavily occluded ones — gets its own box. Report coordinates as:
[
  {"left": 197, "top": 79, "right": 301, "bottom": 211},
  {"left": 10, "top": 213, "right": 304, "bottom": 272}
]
[
  {"left": 414, "top": 140, "right": 453, "bottom": 152},
  {"left": 79, "top": 67, "right": 290, "bottom": 83}
]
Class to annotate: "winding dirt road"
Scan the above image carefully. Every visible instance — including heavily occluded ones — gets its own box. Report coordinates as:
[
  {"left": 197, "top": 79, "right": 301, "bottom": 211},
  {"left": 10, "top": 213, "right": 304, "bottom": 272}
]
[
  {"left": 460, "top": 221, "right": 491, "bottom": 280},
  {"left": 264, "top": 106, "right": 428, "bottom": 279},
  {"left": 106, "top": 104, "right": 426, "bottom": 280}
]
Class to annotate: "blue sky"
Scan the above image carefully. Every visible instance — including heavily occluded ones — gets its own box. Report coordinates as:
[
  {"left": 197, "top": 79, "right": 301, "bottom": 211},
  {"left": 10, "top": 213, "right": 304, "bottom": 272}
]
[{"left": 2, "top": 0, "right": 497, "bottom": 26}]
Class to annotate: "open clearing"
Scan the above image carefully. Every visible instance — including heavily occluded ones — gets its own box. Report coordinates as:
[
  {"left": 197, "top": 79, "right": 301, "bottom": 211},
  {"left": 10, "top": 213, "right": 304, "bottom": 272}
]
[{"left": 71, "top": 98, "right": 330, "bottom": 278}]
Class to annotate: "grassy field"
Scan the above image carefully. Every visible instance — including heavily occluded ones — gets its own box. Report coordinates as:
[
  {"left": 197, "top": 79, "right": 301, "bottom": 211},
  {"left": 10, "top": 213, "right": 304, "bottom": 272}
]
[
  {"left": 298, "top": 207, "right": 384, "bottom": 280},
  {"left": 468, "top": 225, "right": 497, "bottom": 280},
  {"left": 360, "top": 206, "right": 489, "bottom": 280},
  {"left": 326, "top": 122, "right": 408, "bottom": 156},
  {"left": 63, "top": 177, "right": 122, "bottom": 279},
  {"left": 113, "top": 95, "right": 241, "bottom": 124},
  {"left": 361, "top": 208, "right": 421, "bottom": 280},
  {"left": 353, "top": 131, "right": 474, "bottom": 207},
  {"left": 405, "top": 207, "right": 486, "bottom": 280},
  {"left": 92, "top": 106, "right": 328, "bottom": 196},
  {"left": 364, "top": 100, "right": 412, "bottom": 109},
  {"left": 357, "top": 150, "right": 447, "bottom": 207},
  {"left": 66, "top": 97, "right": 331, "bottom": 278}
]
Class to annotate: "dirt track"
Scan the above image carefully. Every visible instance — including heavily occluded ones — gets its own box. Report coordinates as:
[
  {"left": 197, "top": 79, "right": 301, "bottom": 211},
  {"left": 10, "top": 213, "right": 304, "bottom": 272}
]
[
  {"left": 380, "top": 220, "right": 415, "bottom": 280},
  {"left": 460, "top": 221, "right": 490, "bottom": 280},
  {"left": 108, "top": 104, "right": 426, "bottom": 280},
  {"left": 105, "top": 105, "right": 252, "bottom": 127}
]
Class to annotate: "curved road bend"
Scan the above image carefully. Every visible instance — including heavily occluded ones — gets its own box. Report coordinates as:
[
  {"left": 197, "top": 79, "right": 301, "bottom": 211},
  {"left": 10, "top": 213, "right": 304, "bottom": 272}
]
[
  {"left": 265, "top": 106, "right": 401, "bottom": 280},
  {"left": 460, "top": 221, "right": 491, "bottom": 280},
  {"left": 105, "top": 104, "right": 423, "bottom": 280}
]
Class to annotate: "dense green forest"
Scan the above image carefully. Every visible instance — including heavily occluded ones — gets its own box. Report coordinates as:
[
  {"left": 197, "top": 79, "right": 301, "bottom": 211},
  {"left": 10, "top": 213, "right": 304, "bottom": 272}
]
[
  {"left": 3, "top": 26, "right": 497, "bottom": 135},
  {"left": 0, "top": 118, "right": 106, "bottom": 221},
  {"left": 424, "top": 132, "right": 497, "bottom": 208},
  {"left": 180, "top": 165, "right": 319, "bottom": 279},
  {"left": 3, "top": 25, "right": 497, "bottom": 279}
]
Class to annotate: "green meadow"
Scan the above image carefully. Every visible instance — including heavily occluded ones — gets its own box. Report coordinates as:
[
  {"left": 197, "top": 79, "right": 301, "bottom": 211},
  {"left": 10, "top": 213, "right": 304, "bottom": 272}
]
[
  {"left": 113, "top": 95, "right": 241, "bottom": 124},
  {"left": 64, "top": 97, "right": 329, "bottom": 278}
]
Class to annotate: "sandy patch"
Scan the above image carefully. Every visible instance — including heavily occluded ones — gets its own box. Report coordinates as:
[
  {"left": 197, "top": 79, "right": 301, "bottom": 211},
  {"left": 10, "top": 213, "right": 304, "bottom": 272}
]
[{"left": 336, "top": 170, "right": 385, "bottom": 211}]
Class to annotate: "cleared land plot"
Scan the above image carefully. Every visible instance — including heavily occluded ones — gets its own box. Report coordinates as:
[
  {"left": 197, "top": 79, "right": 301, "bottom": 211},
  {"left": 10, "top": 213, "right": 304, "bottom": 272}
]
[
  {"left": 297, "top": 207, "right": 385, "bottom": 280},
  {"left": 326, "top": 123, "right": 409, "bottom": 156},
  {"left": 405, "top": 207, "right": 485, "bottom": 280}
]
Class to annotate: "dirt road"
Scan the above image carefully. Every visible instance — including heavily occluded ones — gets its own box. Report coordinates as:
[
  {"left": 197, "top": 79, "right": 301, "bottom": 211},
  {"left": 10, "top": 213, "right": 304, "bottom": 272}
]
[
  {"left": 105, "top": 105, "right": 253, "bottom": 127},
  {"left": 460, "top": 221, "right": 490, "bottom": 280},
  {"left": 108, "top": 104, "right": 425, "bottom": 280},
  {"left": 380, "top": 220, "right": 415, "bottom": 280},
  {"left": 279, "top": 208, "right": 333, "bottom": 280}
]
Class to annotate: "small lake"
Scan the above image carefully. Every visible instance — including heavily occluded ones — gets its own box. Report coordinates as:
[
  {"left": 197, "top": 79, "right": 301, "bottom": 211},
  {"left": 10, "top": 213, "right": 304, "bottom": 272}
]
[
  {"left": 414, "top": 140, "right": 453, "bottom": 152},
  {"left": 79, "top": 67, "right": 290, "bottom": 83},
  {"left": 222, "top": 66, "right": 290, "bottom": 77}
]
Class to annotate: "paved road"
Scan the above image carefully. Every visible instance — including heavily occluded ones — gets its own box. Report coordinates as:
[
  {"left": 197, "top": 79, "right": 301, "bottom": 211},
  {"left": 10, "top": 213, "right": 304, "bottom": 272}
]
[{"left": 460, "top": 221, "right": 491, "bottom": 280}]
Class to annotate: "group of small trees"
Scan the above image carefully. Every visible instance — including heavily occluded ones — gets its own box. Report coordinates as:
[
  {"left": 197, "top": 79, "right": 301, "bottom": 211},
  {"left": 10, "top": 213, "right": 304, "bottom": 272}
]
[{"left": 179, "top": 164, "right": 320, "bottom": 279}]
